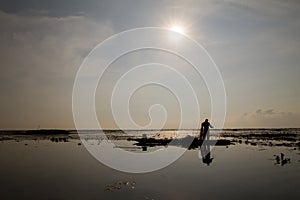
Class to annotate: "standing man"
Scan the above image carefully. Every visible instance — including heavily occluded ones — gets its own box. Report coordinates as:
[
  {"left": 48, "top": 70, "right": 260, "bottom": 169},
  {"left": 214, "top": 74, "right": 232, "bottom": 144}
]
[{"left": 200, "top": 119, "right": 213, "bottom": 140}]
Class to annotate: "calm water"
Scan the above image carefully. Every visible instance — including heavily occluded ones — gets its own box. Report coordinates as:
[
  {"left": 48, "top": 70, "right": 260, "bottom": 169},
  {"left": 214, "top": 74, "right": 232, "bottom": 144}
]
[{"left": 0, "top": 129, "right": 299, "bottom": 199}]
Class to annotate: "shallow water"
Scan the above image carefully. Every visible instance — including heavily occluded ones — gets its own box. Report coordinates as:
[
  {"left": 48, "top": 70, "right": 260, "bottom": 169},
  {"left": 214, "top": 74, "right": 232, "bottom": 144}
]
[{"left": 0, "top": 130, "right": 300, "bottom": 200}]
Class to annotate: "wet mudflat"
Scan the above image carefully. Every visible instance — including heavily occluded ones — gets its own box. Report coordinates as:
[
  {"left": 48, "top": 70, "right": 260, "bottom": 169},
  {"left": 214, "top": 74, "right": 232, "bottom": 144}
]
[{"left": 0, "top": 129, "right": 299, "bottom": 200}]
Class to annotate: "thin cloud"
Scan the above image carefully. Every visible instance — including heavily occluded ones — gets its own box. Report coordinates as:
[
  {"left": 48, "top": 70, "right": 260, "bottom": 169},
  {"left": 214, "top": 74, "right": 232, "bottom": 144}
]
[
  {"left": 240, "top": 109, "right": 300, "bottom": 128},
  {"left": 255, "top": 109, "right": 276, "bottom": 115},
  {"left": 0, "top": 10, "right": 114, "bottom": 129}
]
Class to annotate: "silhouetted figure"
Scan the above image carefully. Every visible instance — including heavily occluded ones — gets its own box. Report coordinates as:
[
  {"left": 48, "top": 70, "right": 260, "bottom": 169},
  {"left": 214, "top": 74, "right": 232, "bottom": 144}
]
[{"left": 200, "top": 119, "right": 213, "bottom": 140}]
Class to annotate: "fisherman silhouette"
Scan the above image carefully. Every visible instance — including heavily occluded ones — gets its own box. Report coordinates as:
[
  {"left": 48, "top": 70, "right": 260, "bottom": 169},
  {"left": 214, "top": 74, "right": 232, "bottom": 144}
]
[{"left": 200, "top": 119, "right": 213, "bottom": 140}]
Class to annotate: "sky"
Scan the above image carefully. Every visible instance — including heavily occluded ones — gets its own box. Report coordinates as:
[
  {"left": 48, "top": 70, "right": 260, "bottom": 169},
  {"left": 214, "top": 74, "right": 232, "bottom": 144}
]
[{"left": 0, "top": 0, "right": 300, "bottom": 129}]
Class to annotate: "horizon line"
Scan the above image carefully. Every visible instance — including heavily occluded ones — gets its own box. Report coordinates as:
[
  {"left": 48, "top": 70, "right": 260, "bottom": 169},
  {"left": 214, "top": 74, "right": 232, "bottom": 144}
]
[{"left": 0, "top": 127, "right": 300, "bottom": 131}]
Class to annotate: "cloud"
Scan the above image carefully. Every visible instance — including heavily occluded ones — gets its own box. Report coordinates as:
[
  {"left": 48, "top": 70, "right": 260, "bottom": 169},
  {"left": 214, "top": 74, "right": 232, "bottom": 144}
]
[
  {"left": 0, "top": 10, "right": 114, "bottom": 80},
  {"left": 264, "top": 109, "right": 275, "bottom": 115},
  {"left": 248, "top": 108, "right": 293, "bottom": 118},
  {"left": 240, "top": 109, "right": 300, "bottom": 128},
  {"left": 256, "top": 109, "right": 262, "bottom": 114},
  {"left": 0, "top": 10, "right": 114, "bottom": 129},
  {"left": 0, "top": 0, "right": 98, "bottom": 17},
  {"left": 255, "top": 109, "right": 275, "bottom": 115}
]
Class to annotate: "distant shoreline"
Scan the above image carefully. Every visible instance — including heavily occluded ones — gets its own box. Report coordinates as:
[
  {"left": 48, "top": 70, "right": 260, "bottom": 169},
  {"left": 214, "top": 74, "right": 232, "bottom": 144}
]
[
  {"left": 0, "top": 128, "right": 300, "bottom": 134},
  {"left": 0, "top": 128, "right": 299, "bottom": 137},
  {"left": 0, "top": 128, "right": 299, "bottom": 149}
]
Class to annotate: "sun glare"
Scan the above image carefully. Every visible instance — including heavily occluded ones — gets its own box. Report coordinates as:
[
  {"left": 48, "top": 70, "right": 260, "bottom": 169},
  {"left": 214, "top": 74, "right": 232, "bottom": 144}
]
[{"left": 169, "top": 26, "right": 185, "bottom": 35}]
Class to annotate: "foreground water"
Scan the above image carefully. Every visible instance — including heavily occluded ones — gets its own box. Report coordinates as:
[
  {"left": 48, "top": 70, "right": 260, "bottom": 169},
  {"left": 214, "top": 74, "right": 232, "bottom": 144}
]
[{"left": 0, "top": 129, "right": 299, "bottom": 199}]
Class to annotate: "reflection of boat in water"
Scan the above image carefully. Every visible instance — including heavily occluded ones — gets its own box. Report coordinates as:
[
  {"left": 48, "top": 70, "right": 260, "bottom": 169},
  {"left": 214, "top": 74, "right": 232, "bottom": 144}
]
[{"left": 129, "top": 136, "right": 217, "bottom": 166}]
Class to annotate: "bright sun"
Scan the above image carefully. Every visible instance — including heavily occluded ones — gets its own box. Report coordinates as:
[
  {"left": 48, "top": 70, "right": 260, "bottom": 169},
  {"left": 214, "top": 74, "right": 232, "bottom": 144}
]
[{"left": 169, "top": 26, "right": 185, "bottom": 35}]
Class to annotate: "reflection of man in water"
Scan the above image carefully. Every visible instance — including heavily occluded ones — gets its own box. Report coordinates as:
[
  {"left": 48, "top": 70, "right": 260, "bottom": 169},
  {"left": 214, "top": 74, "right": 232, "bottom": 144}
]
[
  {"left": 200, "top": 144, "right": 213, "bottom": 166},
  {"left": 200, "top": 119, "right": 213, "bottom": 140}
]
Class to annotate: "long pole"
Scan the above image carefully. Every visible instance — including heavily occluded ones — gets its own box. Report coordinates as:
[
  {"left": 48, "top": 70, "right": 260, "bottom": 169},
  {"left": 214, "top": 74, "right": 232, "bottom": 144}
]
[{"left": 197, "top": 119, "right": 201, "bottom": 139}]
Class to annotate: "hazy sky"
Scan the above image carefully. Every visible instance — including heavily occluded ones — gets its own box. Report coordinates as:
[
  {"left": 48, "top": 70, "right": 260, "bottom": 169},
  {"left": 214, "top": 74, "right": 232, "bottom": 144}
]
[{"left": 0, "top": 0, "right": 300, "bottom": 129}]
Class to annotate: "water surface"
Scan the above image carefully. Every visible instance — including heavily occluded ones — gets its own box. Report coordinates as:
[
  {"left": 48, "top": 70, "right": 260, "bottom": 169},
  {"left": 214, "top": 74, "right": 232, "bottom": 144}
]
[{"left": 0, "top": 129, "right": 299, "bottom": 199}]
